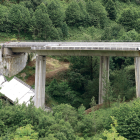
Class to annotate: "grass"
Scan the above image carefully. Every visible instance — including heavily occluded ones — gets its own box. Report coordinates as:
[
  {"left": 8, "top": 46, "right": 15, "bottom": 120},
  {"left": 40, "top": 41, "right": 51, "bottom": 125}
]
[
  {"left": 0, "top": 31, "right": 33, "bottom": 43},
  {"left": 0, "top": 32, "right": 13, "bottom": 43}
]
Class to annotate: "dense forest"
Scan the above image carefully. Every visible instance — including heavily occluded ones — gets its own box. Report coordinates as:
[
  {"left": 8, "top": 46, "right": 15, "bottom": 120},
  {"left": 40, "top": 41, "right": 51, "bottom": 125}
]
[
  {"left": 0, "top": 0, "right": 140, "bottom": 139},
  {"left": 1, "top": 0, "right": 140, "bottom": 41}
]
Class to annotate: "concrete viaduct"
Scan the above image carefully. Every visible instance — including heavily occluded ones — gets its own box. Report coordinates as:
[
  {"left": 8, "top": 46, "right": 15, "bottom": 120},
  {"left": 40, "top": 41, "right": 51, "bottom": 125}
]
[{"left": 1, "top": 42, "right": 140, "bottom": 108}]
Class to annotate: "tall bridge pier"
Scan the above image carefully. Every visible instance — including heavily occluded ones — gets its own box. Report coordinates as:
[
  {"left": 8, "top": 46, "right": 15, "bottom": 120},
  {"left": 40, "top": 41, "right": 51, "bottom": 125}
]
[
  {"left": 99, "top": 56, "right": 109, "bottom": 104},
  {"left": 135, "top": 57, "right": 140, "bottom": 98},
  {"left": 35, "top": 55, "right": 46, "bottom": 108},
  {"left": 1, "top": 42, "right": 140, "bottom": 108}
]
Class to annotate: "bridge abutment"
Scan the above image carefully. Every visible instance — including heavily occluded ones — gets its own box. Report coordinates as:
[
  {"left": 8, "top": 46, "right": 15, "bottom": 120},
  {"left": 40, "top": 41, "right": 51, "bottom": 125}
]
[
  {"left": 99, "top": 56, "right": 109, "bottom": 104},
  {"left": 35, "top": 55, "right": 46, "bottom": 108}
]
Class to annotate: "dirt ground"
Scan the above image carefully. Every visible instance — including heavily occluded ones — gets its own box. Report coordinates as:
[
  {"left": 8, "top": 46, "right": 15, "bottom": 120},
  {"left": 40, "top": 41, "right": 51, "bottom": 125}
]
[
  {"left": 26, "top": 57, "right": 69, "bottom": 86},
  {"left": 85, "top": 103, "right": 105, "bottom": 114}
]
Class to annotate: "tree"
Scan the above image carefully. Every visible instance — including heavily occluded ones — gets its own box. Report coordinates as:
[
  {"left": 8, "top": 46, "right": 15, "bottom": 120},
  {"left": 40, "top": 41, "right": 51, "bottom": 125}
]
[
  {"left": 0, "top": 5, "right": 10, "bottom": 32},
  {"left": 135, "top": 18, "right": 140, "bottom": 33},
  {"left": 29, "top": 0, "right": 44, "bottom": 11},
  {"left": 78, "top": 0, "right": 90, "bottom": 27},
  {"left": 30, "top": 4, "right": 59, "bottom": 40},
  {"left": 69, "top": 56, "right": 100, "bottom": 107},
  {"left": 118, "top": 7, "right": 139, "bottom": 31},
  {"left": 106, "top": 0, "right": 117, "bottom": 21},
  {"left": 47, "top": 1, "right": 64, "bottom": 27},
  {"left": 102, "top": 23, "right": 124, "bottom": 40},
  {"left": 9, "top": 4, "right": 30, "bottom": 35},
  {"left": 111, "top": 68, "right": 133, "bottom": 100},
  {"left": 103, "top": 0, "right": 117, "bottom": 4},
  {"left": 19, "top": 1, "right": 34, "bottom": 14},
  {"left": 36, "top": 2, "right": 47, "bottom": 13},
  {"left": 41, "top": 134, "right": 59, "bottom": 140},
  {"left": 61, "top": 22, "right": 68, "bottom": 38},
  {"left": 65, "top": 1, "right": 81, "bottom": 26},
  {"left": 86, "top": 1, "right": 108, "bottom": 28},
  {"left": 46, "top": 79, "right": 82, "bottom": 107},
  {"left": 118, "top": 29, "right": 139, "bottom": 41},
  {"left": 53, "top": 104, "right": 78, "bottom": 127},
  {"left": 68, "top": 72, "right": 86, "bottom": 93}
]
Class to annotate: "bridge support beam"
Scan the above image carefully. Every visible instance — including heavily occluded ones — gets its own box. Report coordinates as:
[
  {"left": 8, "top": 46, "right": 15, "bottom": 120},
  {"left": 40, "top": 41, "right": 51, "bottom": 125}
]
[
  {"left": 135, "top": 57, "right": 140, "bottom": 98},
  {"left": 35, "top": 55, "right": 46, "bottom": 108},
  {"left": 99, "top": 56, "right": 109, "bottom": 104}
]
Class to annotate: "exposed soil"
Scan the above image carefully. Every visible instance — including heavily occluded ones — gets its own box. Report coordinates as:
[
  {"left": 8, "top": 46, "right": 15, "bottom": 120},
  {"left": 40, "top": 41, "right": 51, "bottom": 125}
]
[
  {"left": 26, "top": 57, "right": 69, "bottom": 86},
  {"left": 26, "top": 74, "right": 35, "bottom": 86},
  {"left": 85, "top": 103, "right": 104, "bottom": 114}
]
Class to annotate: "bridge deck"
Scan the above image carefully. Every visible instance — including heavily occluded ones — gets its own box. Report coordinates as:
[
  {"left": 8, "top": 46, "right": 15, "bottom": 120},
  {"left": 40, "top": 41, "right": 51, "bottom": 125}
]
[
  {"left": 2, "top": 42, "right": 140, "bottom": 51},
  {"left": 2, "top": 42, "right": 140, "bottom": 56}
]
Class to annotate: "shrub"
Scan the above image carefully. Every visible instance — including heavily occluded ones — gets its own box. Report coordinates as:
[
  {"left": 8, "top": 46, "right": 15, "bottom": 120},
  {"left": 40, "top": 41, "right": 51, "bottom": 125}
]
[
  {"left": 14, "top": 124, "right": 38, "bottom": 140},
  {"left": 0, "top": 101, "right": 56, "bottom": 138},
  {"left": 75, "top": 113, "right": 95, "bottom": 137},
  {"left": 104, "top": 99, "right": 140, "bottom": 140},
  {"left": 100, "top": 116, "right": 127, "bottom": 140},
  {"left": 53, "top": 104, "right": 78, "bottom": 128},
  {"left": 45, "top": 119, "right": 76, "bottom": 140}
]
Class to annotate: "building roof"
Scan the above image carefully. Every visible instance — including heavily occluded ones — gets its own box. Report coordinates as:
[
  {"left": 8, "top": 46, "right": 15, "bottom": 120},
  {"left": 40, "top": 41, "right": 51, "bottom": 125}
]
[{"left": 0, "top": 75, "right": 35, "bottom": 105}]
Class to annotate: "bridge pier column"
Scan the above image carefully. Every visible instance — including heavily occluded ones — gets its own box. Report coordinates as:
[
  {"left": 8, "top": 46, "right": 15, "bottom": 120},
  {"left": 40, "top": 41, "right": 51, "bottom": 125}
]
[
  {"left": 99, "top": 56, "right": 109, "bottom": 104},
  {"left": 135, "top": 57, "right": 140, "bottom": 98},
  {"left": 35, "top": 55, "right": 46, "bottom": 108}
]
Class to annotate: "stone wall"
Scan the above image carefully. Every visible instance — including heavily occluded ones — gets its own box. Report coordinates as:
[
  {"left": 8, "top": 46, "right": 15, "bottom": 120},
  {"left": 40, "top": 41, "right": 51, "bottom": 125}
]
[{"left": 0, "top": 52, "right": 28, "bottom": 77}]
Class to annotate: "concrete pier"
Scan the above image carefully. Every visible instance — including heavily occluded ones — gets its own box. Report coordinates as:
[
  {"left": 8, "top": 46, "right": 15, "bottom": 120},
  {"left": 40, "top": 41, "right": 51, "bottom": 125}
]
[
  {"left": 35, "top": 55, "right": 46, "bottom": 108},
  {"left": 99, "top": 56, "right": 109, "bottom": 104},
  {"left": 135, "top": 57, "right": 140, "bottom": 98}
]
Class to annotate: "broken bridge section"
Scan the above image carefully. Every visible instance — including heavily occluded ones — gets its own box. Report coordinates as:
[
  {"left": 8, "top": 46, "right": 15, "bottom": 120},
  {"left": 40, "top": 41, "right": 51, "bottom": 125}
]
[{"left": 2, "top": 42, "right": 140, "bottom": 108}]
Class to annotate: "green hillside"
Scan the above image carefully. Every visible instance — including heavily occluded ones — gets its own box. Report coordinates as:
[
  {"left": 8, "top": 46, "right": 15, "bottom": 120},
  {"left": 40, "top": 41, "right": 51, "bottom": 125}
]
[{"left": 0, "top": 0, "right": 140, "bottom": 139}]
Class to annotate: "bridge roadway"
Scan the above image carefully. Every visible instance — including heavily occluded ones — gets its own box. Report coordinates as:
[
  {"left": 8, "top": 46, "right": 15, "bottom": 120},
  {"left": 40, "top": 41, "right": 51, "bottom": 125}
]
[{"left": 1, "top": 42, "right": 140, "bottom": 108}]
